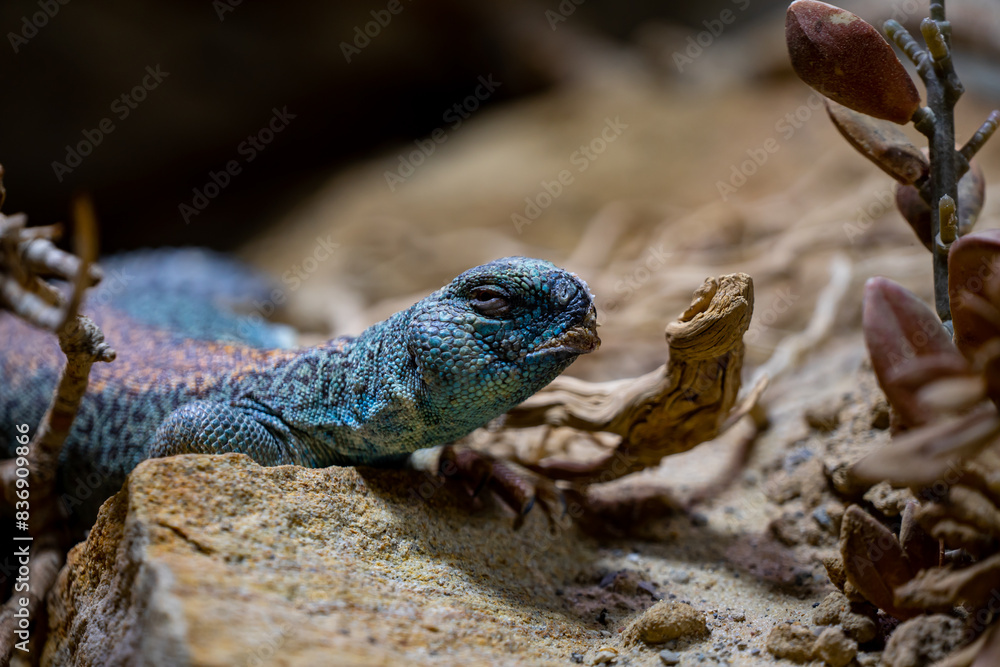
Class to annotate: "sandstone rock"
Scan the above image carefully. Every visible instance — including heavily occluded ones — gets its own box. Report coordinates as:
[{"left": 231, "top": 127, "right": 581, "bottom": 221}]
[
  {"left": 812, "top": 591, "right": 877, "bottom": 644},
  {"left": 765, "top": 622, "right": 816, "bottom": 663},
  {"left": 815, "top": 627, "right": 857, "bottom": 667},
  {"left": 43, "top": 454, "right": 594, "bottom": 666},
  {"left": 882, "top": 614, "right": 967, "bottom": 667},
  {"left": 813, "top": 591, "right": 848, "bottom": 626}
]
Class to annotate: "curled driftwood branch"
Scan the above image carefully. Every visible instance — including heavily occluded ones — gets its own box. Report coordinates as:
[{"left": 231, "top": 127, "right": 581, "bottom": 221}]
[{"left": 503, "top": 273, "right": 758, "bottom": 484}]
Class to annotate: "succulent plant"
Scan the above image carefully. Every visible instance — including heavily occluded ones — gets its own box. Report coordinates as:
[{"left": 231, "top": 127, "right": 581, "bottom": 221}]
[
  {"left": 787, "top": 2, "right": 1000, "bottom": 663},
  {"left": 787, "top": 0, "right": 999, "bottom": 327},
  {"left": 816, "top": 235, "right": 1000, "bottom": 665}
]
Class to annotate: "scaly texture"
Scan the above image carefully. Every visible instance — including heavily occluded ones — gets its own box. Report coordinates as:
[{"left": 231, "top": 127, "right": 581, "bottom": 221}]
[{"left": 0, "top": 249, "right": 599, "bottom": 523}]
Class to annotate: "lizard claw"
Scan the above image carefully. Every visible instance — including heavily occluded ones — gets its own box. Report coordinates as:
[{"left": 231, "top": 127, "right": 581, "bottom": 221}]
[{"left": 438, "top": 446, "right": 567, "bottom": 530}]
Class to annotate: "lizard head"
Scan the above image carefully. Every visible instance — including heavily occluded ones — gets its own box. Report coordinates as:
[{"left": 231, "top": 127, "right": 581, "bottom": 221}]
[{"left": 407, "top": 257, "right": 599, "bottom": 417}]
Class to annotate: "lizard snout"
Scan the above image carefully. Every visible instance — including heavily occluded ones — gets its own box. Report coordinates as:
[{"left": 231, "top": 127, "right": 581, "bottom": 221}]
[{"left": 533, "top": 304, "right": 601, "bottom": 358}]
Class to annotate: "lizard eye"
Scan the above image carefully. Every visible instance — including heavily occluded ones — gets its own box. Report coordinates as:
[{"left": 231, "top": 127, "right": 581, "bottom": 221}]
[{"left": 469, "top": 286, "right": 511, "bottom": 317}]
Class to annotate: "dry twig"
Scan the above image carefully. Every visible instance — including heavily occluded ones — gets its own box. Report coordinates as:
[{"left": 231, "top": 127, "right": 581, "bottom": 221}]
[
  {"left": 503, "top": 272, "right": 758, "bottom": 485},
  {"left": 0, "top": 175, "right": 114, "bottom": 660}
]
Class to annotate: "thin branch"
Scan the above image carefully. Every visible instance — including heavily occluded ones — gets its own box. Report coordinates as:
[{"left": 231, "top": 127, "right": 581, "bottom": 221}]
[
  {"left": 884, "top": 20, "right": 933, "bottom": 79},
  {"left": 749, "top": 254, "right": 852, "bottom": 390},
  {"left": 960, "top": 110, "right": 1000, "bottom": 163}
]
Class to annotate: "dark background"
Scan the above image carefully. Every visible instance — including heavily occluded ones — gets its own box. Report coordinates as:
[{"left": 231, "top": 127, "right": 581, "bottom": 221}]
[{"left": 0, "top": 0, "right": 784, "bottom": 252}]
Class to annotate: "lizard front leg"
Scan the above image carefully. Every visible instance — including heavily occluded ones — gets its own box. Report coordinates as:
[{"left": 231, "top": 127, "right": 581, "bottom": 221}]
[
  {"left": 409, "top": 445, "right": 566, "bottom": 528},
  {"left": 149, "top": 400, "right": 307, "bottom": 467}
]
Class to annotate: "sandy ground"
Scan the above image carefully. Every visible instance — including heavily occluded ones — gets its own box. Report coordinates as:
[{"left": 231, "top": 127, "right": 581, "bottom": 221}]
[{"left": 228, "top": 47, "right": 1000, "bottom": 665}]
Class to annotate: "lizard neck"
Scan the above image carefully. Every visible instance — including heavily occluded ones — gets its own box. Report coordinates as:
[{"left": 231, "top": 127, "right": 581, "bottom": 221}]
[{"left": 255, "top": 309, "right": 432, "bottom": 467}]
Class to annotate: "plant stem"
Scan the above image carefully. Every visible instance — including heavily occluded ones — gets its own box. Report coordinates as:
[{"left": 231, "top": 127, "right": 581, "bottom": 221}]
[
  {"left": 888, "top": 3, "right": 962, "bottom": 325},
  {"left": 923, "top": 4, "right": 962, "bottom": 324}
]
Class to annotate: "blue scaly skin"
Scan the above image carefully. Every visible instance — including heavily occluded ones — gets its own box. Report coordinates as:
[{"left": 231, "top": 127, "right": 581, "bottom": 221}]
[{"left": 0, "top": 250, "right": 599, "bottom": 522}]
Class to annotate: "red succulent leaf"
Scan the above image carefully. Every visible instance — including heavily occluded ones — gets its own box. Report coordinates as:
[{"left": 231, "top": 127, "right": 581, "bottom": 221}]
[
  {"left": 898, "top": 500, "right": 939, "bottom": 574},
  {"left": 895, "top": 185, "right": 932, "bottom": 250},
  {"left": 863, "top": 277, "right": 972, "bottom": 427},
  {"left": 826, "top": 99, "right": 928, "bottom": 185},
  {"left": 840, "top": 505, "right": 919, "bottom": 620},
  {"left": 853, "top": 407, "right": 1000, "bottom": 486},
  {"left": 786, "top": 0, "right": 920, "bottom": 124},
  {"left": 973, "top": 623, "right": 1000, "bottom": 667},
  {"left": 949, "top": 230, "right": 1000, "bottom": 406}
]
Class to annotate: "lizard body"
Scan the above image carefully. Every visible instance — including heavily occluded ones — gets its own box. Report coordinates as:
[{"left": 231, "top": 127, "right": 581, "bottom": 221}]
[{"left": 0, "top": 250, "right": 598, "bottom": 522}]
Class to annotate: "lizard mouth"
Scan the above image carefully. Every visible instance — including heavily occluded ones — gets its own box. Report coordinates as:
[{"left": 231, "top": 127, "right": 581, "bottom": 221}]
[{"left": 531, "top": 306, "right": 601, "bottom": 359}]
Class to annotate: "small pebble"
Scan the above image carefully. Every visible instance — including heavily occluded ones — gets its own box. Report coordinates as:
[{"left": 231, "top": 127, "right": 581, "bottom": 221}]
[
  {"left": 621, "top": 601, "right": 709, "bottom": 646},
  {"left": 658, "top": 649, "right": 681, "bottom": 665},
  {"left": 591, "top": 646, "right": 618, "bottom": 665},
  {"left": 783, "top": 446, "right": 814, "bottom": 470},
  {"left": 812, "top": 506, "right": 833, "bottom": 529},
  {"left": 670, "top": 570, "right": 691, "bottom": 584},
  {"left": 805, "top": 404, "right": 840, "bottom": 432},
  {"left": 571, "top": 653, "right": 584, "bottom": 664}
]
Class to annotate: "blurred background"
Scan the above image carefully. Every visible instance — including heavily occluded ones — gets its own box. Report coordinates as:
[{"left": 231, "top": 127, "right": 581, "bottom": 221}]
[
  {"left": 0, "top": 0, "right": 795, "bottom": 250},
  {"left": 2, "top": 0, "right": 1000, "bottom": 382},
  {"left": 8, "top": 4, "right": 1000, "bottom": 659}
]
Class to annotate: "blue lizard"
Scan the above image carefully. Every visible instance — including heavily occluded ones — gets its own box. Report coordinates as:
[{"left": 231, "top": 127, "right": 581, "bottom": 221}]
[{"left": 0, "top": 250, "right": 599, "bottom": 523}]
